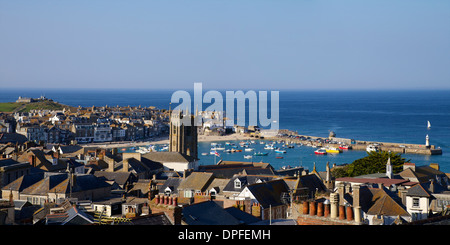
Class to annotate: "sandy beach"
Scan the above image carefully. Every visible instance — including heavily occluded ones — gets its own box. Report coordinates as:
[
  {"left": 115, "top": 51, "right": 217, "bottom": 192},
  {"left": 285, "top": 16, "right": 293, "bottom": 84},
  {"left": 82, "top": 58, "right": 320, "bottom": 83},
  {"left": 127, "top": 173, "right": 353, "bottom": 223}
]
[{"left": 81, "top": 133, "right": 255, "bottom": 149}]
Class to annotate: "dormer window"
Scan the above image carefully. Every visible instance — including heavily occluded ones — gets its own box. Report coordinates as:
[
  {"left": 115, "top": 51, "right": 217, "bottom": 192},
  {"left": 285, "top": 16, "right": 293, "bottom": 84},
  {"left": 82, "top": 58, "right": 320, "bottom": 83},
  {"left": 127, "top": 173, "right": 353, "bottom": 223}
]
[{"left": 234, "top": 179, "right": 241, "bottom": 189}]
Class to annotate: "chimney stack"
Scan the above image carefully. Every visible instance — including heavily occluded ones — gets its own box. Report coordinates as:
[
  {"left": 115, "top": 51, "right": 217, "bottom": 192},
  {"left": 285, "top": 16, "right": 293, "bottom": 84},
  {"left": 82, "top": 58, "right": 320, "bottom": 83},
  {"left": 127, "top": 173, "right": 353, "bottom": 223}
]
[
  {"left": 107, "top": 157, "right": 115, "bottom": 172},
  {"left": 337, "top": 182, "right": 345, "bottom": 206},
  {"left": 330, "top": 193, "right": 339, "bottom": 219},
  {"left": 352, "top": 184, "right": 362, "bottom": 223},
  {"left": 122, "top": 159, "right": 129, "bottom": 172}
]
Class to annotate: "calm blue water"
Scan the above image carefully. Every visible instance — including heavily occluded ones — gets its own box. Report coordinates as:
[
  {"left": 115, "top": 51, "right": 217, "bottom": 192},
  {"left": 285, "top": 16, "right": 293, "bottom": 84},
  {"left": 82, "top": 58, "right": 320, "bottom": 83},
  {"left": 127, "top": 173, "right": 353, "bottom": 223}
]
[{"left": 1, "top": 88, "right": 449, "bottom": 173}]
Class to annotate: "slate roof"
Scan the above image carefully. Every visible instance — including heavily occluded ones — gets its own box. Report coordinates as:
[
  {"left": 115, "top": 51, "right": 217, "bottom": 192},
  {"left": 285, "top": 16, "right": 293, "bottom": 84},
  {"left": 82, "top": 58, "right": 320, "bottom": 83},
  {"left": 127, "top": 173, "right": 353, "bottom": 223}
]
[
  {"left": 46, "top": 205, "right": 94, "bottom": 225},
  {"left": 297, "top": 174, "right": 328, "bottom": 193},
  {"left": 0, "top": 133, "right": 28, "bottom": 144},
  {"left": 124, "top": 212, "right": 173, "bottom": 225},
  {"left": 3, "top": 172, "right": 111, "bottom": 195},
  {"left": 198, "top": 162, "right": 275, "bottom": 178},
  {"left": 224, "top": 207, "right": 261, "bottom": 225},
  {"left": 406, "top": 183, "right": 432, "bottom": 198},
  {"left": 360, "top": 187, "right": 410, "bottom": 217},
  {"left": 0, "top": 159, "right": 29, "bottom": 169},
  {"left": 158, "top": 177, "right": 183, "bottom": 194},
  {"left": 94, "top": 171, "right": 133, "bottom": 186},
  {"left": 142, "top": 152, "right": 196, "bottom": 163},
  {"left": 204, "top": 178, "right": 230, "bottom": 195},
  {"left": 177, "top": 172, "right": 214, "bottom": 192},
  {"left": 223, "top": 174, "right": 275, "bottom": 193},
  {"left": 182, "top": 201, "right": 241, "bottom": 225},
  {"left": 406, "top": 181, "right": 449, "bottom": 197},
  {"left": 399, "top": 164, "right": 448, "bottom": 183},
  {"left": 245, "top": 179, "right": 290, "bottom": 209}
]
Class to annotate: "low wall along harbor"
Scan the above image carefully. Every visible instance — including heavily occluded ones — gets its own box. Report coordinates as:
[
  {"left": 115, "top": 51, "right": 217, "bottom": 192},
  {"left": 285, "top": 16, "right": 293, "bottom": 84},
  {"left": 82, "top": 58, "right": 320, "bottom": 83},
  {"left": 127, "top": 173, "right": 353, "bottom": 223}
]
[{"left": 263, "top": 131, "right": 442, "bottom": 156}]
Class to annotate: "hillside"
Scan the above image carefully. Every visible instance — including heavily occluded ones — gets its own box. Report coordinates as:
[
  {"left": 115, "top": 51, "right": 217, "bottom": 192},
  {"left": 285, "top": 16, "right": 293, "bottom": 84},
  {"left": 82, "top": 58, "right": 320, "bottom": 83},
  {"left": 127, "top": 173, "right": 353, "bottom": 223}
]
[{"left": 0, "top": 100, "right": 75, "bottom": 113}]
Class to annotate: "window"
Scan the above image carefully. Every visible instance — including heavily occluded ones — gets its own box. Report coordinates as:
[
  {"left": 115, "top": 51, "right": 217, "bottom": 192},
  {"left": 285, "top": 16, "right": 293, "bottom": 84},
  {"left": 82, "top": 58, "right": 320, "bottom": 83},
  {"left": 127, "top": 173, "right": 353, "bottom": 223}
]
[
  {"left": 234, "top": 179, "right": 241, "bottom": 189},
  {"left": 412, "top": 198, "right": 420, "bottom": 207},
  {"left": 185, "top": 190, "right": 194, "bottom": 198}
]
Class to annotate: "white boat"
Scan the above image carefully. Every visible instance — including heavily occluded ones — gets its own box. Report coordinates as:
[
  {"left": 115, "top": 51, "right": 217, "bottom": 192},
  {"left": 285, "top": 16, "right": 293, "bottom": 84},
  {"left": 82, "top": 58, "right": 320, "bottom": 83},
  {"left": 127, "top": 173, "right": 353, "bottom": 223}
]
[
  {"left": 427, "top": 121, "right": 431, "bottom": 129},
  {"left": 211, "top": 147, "right": 225, "bottom": 151},
  {"left": 264, "top": 144, "right": 275, "bottom": 150},
  {"left": 201, "top": 152, "right": 209, "bottom": 156},
  {"left": 244, "top": 148, "right": 254, "bottom": 152},
  {"left": 159, "top": 146, "right": 169, "bottom": 152},
  {"left": 366, "top": 145, "right": 379, "bottom": 152},
  {"left": 244, "top": 155, "right": 253, "bottom": 159},
  {"left": 314, "top": 148, "right": 327, "bottom": 155},
  {"left": 274, "top": 148, "right": 287, "bottom": 153}
]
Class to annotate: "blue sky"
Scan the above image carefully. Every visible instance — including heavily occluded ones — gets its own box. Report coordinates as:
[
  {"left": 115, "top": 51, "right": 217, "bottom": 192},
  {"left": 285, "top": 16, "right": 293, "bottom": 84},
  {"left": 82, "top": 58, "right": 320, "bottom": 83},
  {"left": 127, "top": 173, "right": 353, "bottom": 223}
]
[{"left": 1, "top": 0, "right": 449, "bottom": 90}]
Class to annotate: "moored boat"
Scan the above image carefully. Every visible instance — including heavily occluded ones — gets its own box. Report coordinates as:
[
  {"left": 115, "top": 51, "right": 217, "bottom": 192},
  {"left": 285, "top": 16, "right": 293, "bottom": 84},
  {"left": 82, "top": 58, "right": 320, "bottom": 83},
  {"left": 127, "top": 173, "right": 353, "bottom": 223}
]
[
  {"left": 274, "top": 148, "right": 287, "bottom": 153},
  {"left": 339, "top": 145, "right": 352, "bottom": 150},
  {"left": 366, "top": 145, "right": 379, "bottom": 152},
  {"left": 314, "top": 148, "right": 327, "bottom": 155},
  {"left": 254, "top": 152, "right": 269, "bottom": 156},
  {"left": 326, "top": 147, "right": 342, "bottom": 154}
]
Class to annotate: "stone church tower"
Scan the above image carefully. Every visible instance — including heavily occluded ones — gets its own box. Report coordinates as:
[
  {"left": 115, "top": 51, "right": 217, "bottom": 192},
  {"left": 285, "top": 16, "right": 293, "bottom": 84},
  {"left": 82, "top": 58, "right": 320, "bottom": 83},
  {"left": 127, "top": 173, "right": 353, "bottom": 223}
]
[{"left": 169, "top": 110, "right": 198, "bottom": 160}]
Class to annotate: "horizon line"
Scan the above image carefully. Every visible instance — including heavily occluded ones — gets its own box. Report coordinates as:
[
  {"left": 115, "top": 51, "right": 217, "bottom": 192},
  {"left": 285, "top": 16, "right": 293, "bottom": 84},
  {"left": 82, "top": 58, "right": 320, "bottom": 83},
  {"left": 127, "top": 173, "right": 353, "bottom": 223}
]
[{"left": 2, "top": 87, "right": 450, "bottom": 92}]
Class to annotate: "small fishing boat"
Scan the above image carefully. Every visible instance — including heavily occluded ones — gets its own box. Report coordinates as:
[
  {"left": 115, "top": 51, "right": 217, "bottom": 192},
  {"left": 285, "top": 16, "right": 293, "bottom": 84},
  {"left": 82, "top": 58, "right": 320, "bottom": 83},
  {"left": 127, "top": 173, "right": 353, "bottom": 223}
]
[
  {"left": 254, "top": 152, "right": 269, "bottom": 156},
  {"left": 201, "top": 152, "right": 209, "bottom": 156},
  {"left": 275, "top": 148, "right": 287, "bottom": 153},
  {"left": 427, "top": 120, "right": 431, "bottom": 129},
  {"left": 339, "top": 145, "right": 352, "bottom": 150},
  {"left": 326, "top": 147, "right": 342, "bottom": 154},
  {"left": 244, "top": 155, "right": 253, "bottom": 159},
  {"left": 314, "top": 148, "right": 327, "bottom": 155},
  {"left": 276, "top": 156, "right": 284, "bottom": 159}
]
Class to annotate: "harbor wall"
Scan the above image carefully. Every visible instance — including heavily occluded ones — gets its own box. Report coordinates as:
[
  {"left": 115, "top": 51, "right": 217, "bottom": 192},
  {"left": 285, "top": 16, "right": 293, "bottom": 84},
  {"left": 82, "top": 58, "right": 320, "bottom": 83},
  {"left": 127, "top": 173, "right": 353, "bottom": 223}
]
[{"left": 263, "top": 134, "right": 442, "bottom": 156}]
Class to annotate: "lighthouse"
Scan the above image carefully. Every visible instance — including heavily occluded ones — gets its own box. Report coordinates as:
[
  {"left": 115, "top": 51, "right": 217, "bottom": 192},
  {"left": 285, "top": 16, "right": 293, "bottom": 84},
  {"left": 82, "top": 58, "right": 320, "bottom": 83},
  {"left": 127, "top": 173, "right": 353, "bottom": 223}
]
[{"left": 426, "top": 134, "right": 430, "bottom": 148}]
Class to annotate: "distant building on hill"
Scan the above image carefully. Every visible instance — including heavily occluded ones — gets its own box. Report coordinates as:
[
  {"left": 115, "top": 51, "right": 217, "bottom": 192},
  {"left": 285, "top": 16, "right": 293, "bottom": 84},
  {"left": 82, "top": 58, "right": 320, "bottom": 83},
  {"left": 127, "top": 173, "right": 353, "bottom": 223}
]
[{"left": 16, "top": 96, "right": 52, "bottom": 103}]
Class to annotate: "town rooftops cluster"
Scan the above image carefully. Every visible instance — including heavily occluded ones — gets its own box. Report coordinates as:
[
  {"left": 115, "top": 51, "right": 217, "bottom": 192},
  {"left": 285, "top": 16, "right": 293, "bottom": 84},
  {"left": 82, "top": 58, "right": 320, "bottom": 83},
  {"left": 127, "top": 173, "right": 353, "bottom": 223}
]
[{"left": 1, "top": 140, "right": 449, "bottom": 225}]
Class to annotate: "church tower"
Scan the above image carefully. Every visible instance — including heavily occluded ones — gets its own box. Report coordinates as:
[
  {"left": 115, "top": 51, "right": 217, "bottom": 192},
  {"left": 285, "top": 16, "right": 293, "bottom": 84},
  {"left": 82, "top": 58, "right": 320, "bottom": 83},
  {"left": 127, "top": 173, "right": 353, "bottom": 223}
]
[{"left": 169, "top": 110, "right": 198, "bottom": 160}]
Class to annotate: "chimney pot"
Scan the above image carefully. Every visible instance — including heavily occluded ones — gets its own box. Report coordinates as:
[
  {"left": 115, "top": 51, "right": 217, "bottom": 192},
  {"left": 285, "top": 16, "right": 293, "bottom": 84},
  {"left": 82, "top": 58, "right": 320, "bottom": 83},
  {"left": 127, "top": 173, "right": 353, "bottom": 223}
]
[
  {"left": 309, "top": 201, "right": 316, "bottom": 216},
  {"left": 173, "top": 197, "right": 178, "bottom": 206},
  {"left": 302, "top": 201, "right": 309, "bottom": 215},
  {"left": 339, "top": 205, "right": 346, "bottom": 220},
  {"left": 317, "top": 202, "right": 324, "bottom": 217},
  {"left": 346, "top": 206, "right": 354, "bottom": 221},
  {"left": 324, "top": 204, "right": 330, "bottom": 217}
]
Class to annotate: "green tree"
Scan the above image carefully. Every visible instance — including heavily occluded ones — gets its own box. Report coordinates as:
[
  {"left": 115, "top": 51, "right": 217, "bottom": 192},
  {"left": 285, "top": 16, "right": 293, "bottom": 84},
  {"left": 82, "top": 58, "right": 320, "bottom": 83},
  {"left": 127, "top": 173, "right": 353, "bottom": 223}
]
[{"left": 332, "top": 151, "right": 409, "bottom": 178}]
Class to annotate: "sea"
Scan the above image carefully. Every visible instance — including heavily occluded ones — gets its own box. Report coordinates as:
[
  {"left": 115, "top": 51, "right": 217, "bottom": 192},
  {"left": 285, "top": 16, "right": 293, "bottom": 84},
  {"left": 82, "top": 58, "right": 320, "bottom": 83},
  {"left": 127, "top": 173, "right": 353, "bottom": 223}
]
[{"left": 1, "top": 88, "right": 450, "bottom": 173}]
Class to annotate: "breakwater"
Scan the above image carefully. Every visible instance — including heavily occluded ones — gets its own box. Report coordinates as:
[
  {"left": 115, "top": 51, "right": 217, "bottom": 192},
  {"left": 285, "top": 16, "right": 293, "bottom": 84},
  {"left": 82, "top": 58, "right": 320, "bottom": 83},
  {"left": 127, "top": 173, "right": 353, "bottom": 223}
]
[{"left": 263, "top": 131, "right": 442, "bottom": 156}]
